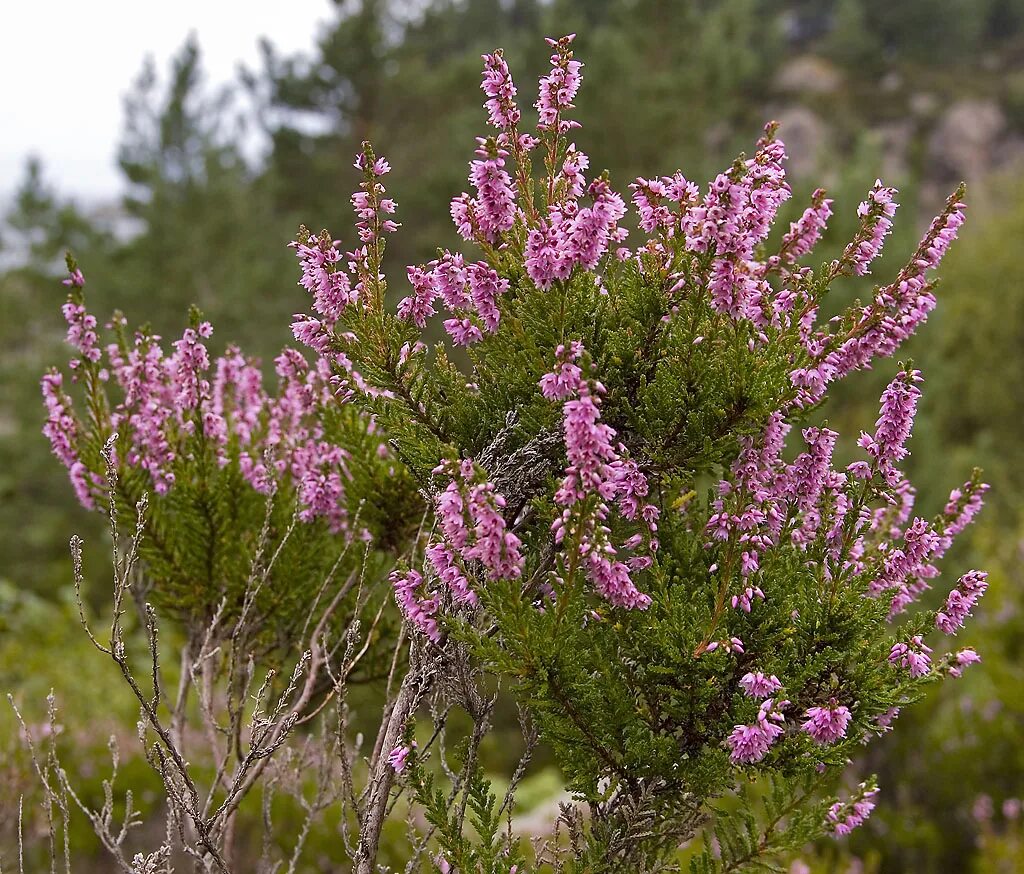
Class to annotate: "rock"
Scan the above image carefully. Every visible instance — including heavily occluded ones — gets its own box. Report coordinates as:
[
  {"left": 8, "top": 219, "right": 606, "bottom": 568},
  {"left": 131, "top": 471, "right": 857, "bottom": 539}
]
[
  {"left": 774, "top": 107, "right": 828, "bottom": 178},
  {"left": 928, "top": 99, "right": 1006, "bottom": 185},
  {"left": 875, "top": 121, "right": 916, "bottom": 181},
  {"left": 774, "top": 56, "right": 843, "bottom": 95},
  {"left": 909, "top": 92, "right": 939, "bottom": 118}
]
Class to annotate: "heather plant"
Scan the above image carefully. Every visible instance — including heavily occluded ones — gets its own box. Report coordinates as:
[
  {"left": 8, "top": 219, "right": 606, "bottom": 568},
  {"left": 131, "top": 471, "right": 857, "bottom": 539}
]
[{"left": 23, "top": 33, "right": 990, "bottom": 874}]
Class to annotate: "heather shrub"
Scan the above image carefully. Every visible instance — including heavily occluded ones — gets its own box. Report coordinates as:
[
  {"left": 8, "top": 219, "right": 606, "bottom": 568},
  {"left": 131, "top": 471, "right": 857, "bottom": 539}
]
[{"left": 22, "top": 33, "right": 989, "bottom": 874}]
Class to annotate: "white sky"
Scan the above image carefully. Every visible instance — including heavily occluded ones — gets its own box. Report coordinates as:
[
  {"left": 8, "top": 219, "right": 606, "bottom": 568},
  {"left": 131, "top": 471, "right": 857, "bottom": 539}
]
[{"left": 1, "top": 1, "right": 333, "bottom": 202}]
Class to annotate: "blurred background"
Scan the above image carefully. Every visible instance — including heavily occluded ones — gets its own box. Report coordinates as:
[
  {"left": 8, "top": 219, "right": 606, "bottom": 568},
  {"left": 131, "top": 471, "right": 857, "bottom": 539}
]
[{"left": 2, "top": 1, "right": 1023, "bottom": 870}]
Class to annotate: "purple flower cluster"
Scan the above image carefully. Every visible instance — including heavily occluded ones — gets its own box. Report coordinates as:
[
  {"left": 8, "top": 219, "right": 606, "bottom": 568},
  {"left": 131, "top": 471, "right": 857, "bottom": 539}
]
[
  {"left": 801, "top": 699, "right": 852, "bottom": 745},
  {"left": 949, "top": 647, "right": 981, "bottom": 678},
  {"left": 46, "top": 286, "right": 371, "bottom": 536},
  {"left": 889, "top": 635, "right": 932, "bottom": 678},
  {"left": 856, "top": 368, "right": 922, "bottom": 485},
  {"left": 397, "top": 253, "right": 509, "bottom": 346},
  {"left": 791, "top": 189, "right": 965, "bottom": 408},
  {"left": 936, "top": 570, "right": 988, "bottom": 634},
  {"left": 739, "top": 672, "right": 782, "bottom": 698},
  {"left": 707, "top": 415, "right": 852, "bottom": 608},
  {"left": 840, "top": 181, "right": 898, "bottom": 276},
  {"left": 61, "top": 300, "right": 102, "bottom": 370},
  {"left": 779, "top": 187, "right": 833, "bottom": 264},
  {"left": 292, "top": 233, "right": 358, "bottom": 325},
  {"left": 41, "top": 370, "right": 98, "bottom": 509},
  {"left": 391, "top": 568, "right": 440, "bottom": 642},
  {"left": 630, "top": 174, "right": 700, "bottom": 236},
  {"left": 706, "top": 363, "right": 985, "bottom": 628},
  {"left": 400, "top": 459, "right": 525, "bottom": 627},
  {"left": 683, "top": 127, "right": 791, "bottom": 325},
  {"left": 352, "top": 148, "right": 399, "bottom": 244},
  {"left": 727, "top": 698, "right": 787, "bottom": 764},
  {"left": 288, "top": 153, "right": 402, "bottom": 359},
  {"left": 468, "top": 141, "right": 518, "bottom": 242},
  {"left": 387, "top": 741, "right": 414, "bottom": 773},
  {"left": 535, "top": 34, "right": 583, "bottom": 134},
  {"left": 542, "top": 343, "right": 659, "bottom": 610},
  {"left": 828, "top": 783, "right": 879, "bottom": 836},
  {"left": 524, "top": 176, "right": 628, "bottom": 291},
  {"left": 481, "top": 49, "right": 520, "bottom": 133}
]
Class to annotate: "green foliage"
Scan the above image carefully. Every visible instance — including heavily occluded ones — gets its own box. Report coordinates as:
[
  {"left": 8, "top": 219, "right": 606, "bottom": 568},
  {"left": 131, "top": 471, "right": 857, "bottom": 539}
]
[
  {"left": 688, "top": 777, "right": 833, "bottom": 873},
  {"left": 6, "top": 2, "right": 1024, "bottom": 870}
]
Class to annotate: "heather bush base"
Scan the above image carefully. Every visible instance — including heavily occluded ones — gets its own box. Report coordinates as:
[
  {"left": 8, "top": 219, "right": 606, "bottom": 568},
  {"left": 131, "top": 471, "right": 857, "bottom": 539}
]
[{"left": 15, "top": 32, "right": 988, "bottom": 874}]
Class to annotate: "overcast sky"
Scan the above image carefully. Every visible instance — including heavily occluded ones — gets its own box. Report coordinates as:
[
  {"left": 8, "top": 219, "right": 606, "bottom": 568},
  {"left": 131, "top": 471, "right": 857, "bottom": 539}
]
[{"left": 1, "top": 1, "right": 333, "bottom": 202}]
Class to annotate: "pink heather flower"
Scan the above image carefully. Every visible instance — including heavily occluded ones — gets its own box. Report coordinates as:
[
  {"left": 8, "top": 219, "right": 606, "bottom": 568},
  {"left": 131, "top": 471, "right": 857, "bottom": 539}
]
[
  {"left": 431, "top": 251, "right": 470, "bottom": 310},
  {"left": 566, "top": 179, "right": 627, "bottom": 270},
  {"left": 450, "top": 192, "right": 476, "bottom": 240},
  {"left": 828, "top": 784, "right": 878, "bottom": 836},
  {"left": 876, "top": 707, "right": 900, "bottom": 731},
  {"left": 428, "top": 459, "right": 524, "bottom": 602},
  {"left": 936, "top": 569, "right": 987, "bottom": 634},
  {"left": 558, "top": 144, "right": 589, "bottom": 198},
  {"left": 42, "top": 369, "right": 102, "bottom": 509},
  {"left": 50, "top": 284, "right": 363, "bottom": 532},
  {"left": 469, "top": 144, "right": 517, "bottom": 241},
  {"left": 684, "top": 128, "right": 790, "bottom": 285},
  {"left": 857, "top": 368, "right": 922, "bottom": 485},
  {"left": 397, "top": 265, "right": 437, "bottom": 328},
  {"left": 467, "top": 262, "right": 507, "bottom": 333},
  {"left": 170, "top": 326, "right": 213, "bottom": 412},
  {"left": 294, "top": 446, "right": 351, "bottom": 532},
  {"left": 387, "top": 742, "right": 414, "bottom": 773},
  {"left": 544, "top": 343, "right": 657, "bottom": 609},
  {"left": 631, "top": 176, "right": 673, "bottom": 234},
  {"left": 706, "top": 411, "right": 792, "bottom": 582},
  {"left": 353, "top": 151, "right": 391, "bottom": 176},
  {"left": 679, "top": 129, "right": 791, "bottom": 328},
  {"left": 889, "top": 635, "right": 932, "bottom": 678},
  {"left": 525, "top": 219, "right": 570, "bottom": 290},
  {"left": 949, "top": 647, "right": 981, "bottom": 678},
  {"left": 62, "top": 301, "right": 102, "bottom": 365},
  {"left": 867, "top": 515, "right": 941, "bottom": 606},
  {"left": 557, "top": 388, "right": 616, "bottom": 497},
  {"left": 352, "top": 146, "right": 399, "bottom": 243},
  {"left": 631, "top": 173, "right": 700, "bottom": 236},
  {"left": 788, "top": 191, "right": 962, "bottom": 409},
  {"left": 62, "top": 267, "right": 85, "bottom": 288},
  {"left": 462, "top": 480, "right": 525, "bottom": 580},
  {"left": 739, "top": 672, "right": 782, "bottom": 698},
  {"left": 291, "top": 235, "right": 356, "bottom": 320},
  {"left": 436, "top": 473, "right": 470, "bottom": 550},
  {"left": 536, "top": 35, "right": 583, "bottom": 133},
  {"left": 780, "top": 188, "right": 832, "bottom": 264},
  {"left": 727, "top": 698, "right": 786, "bottom": 764},
  {"left": 409, "top": 258, "right": 505, "bottom": 339},
  {"left": 723, "top": 636, "right": 745, "bottom": 654},
  {"left": 731, "top": 584, "right": 765, "bottom": 612},
  {"left": 785, "top": 426, "right": 839, "bottom": 546},
  {"left": 391, "top": 569, "right": 440, "bottom": 642},
  {"left": 912, "top": 191, "right": 966, "bottom": 273},
  {"left": 801, "top": 699, "right": 852, "bottom": 744},
  {"left": 841, "top": 180, "right": 898, "bottom": 276},
  {"left": 481, "top": 49, "right": 520, "bottom": 131},
  {"left": 938, "top": 479, "right": 988, "bottom": 553},
  {"left": 426, "top": 540, "right": 476, "bottom": 606},
  {"left": 443, "top": 317, "right": 483, "bottom": 346},
  {"left": 41, "top": 371, "right": 78, "bottom": 469},
  {"left": 539, "top": 342, "right": 584, "bottom": 400}
]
